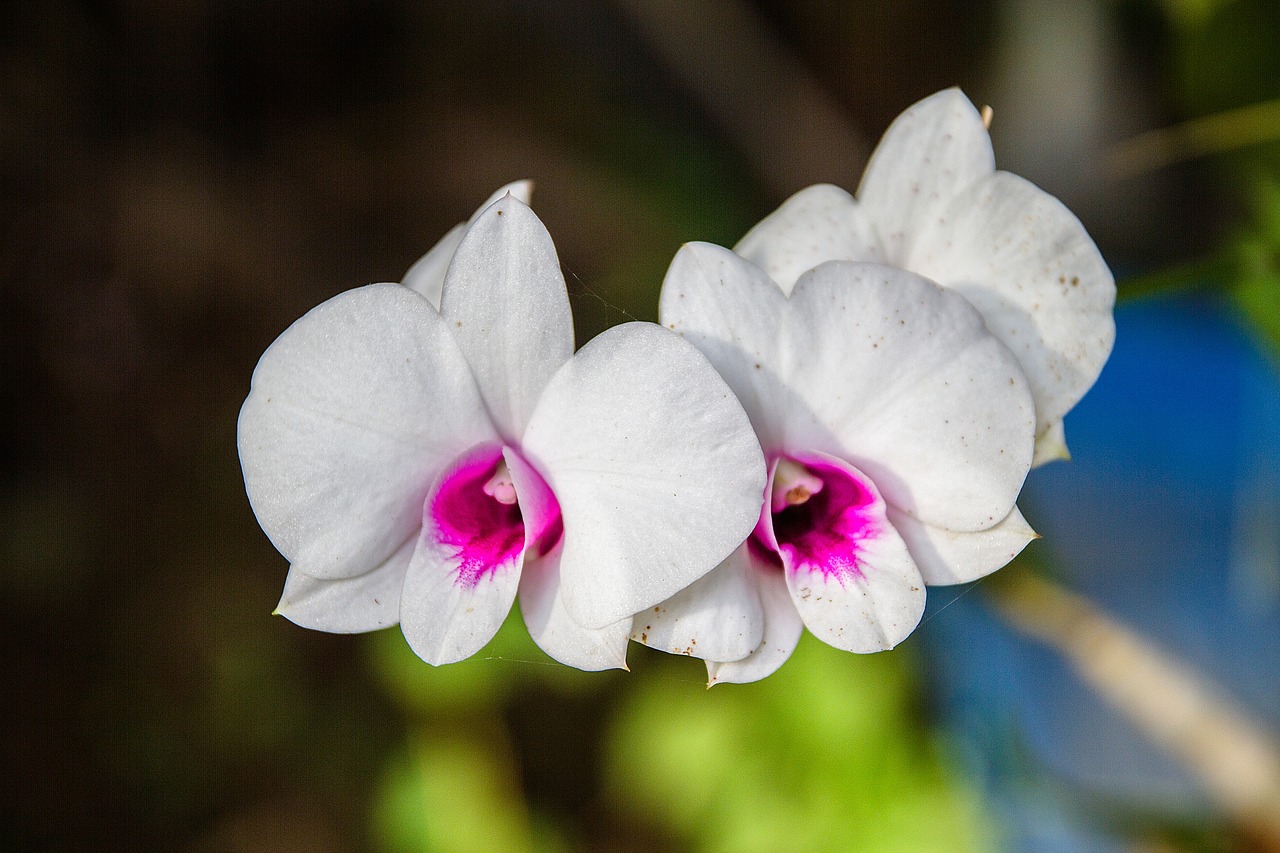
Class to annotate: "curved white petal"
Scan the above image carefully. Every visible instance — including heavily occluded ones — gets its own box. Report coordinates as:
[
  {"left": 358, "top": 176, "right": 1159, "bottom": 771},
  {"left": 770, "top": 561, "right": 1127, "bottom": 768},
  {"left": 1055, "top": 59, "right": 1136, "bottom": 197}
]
[
  {"left": 887, "top": 503, "right": 1037, "bottom": 586},
  {"left": 659, "top": 242, "right": 794, "bottom": 452},
  {"left": 518, "top": 545, "right": 631, "bottom": 672},
  {"left": 238, "top": 284, "right": 496, "bottom": 579},
  {"left": 733, "top": 184, "right": 884, "bottom": 293},
  {"left": 1033, "top": 419, "right": 1071, "bottom": 466},
  {"left": 398, "top": 446, "right": 525, "bottom": 665},
  {"left": 401, "top": 181, "right": 534, "bottom": 309},
  {"left": 706, "top": 553, "right": 803, "bottom": 685},
  {"left": 440, "top": 196, "right": 573, "bottom": 441},
  {"left": 631, "top": 543, "right": 765, "bottom": 663},
  {"left": 521, "top": 322, "right": 766, "bottom": 630},
  {"left": 401, "top": 223, "right": 464, "bottom": 308},
  {"left": 759, "top": 451, "right": 925, "bottom": 653},
  {"left": 856, "top": 88, "right": 994, "bottom": 265},
  {"left": 275, "top": 535, "right": 414, "bottom": 633},
  {"left": 782, "top": 262, "right": 1035, "bottom": 532},
  {"left": 909, "top": 171, "right": 1116, "bottom": 433}
]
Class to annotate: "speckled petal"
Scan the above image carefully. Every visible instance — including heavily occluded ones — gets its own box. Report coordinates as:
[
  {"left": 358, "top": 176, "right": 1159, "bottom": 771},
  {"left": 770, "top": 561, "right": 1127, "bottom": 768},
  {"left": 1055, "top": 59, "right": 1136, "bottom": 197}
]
[
  {"left": 734, "top": 184, "right": 884, "bottom": 294},
  {"left": 856, "top": 88, "right": 994, "bottom": 265},
  {"left": 909, "top": 171, "right": 1116, "bottom": 435},
  {"left": 631, "top": 544, "right": 765, "bottom": 663}
]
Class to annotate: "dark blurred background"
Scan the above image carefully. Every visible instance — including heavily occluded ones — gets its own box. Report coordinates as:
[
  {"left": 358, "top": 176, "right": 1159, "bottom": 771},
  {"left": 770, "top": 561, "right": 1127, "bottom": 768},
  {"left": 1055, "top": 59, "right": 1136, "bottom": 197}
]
[{"left": 3, "top": 1, "right": 1278, "bottom": 851}]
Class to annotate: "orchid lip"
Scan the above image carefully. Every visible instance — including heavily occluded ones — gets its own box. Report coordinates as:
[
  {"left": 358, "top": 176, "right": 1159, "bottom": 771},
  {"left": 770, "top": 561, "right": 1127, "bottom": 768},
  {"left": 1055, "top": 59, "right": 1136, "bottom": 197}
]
[
  {"left": 753, "top": 453, "right": 881, "bottom": 583},
  {"left": 427, "top": 444, "right": 563, "bottom": 589}
]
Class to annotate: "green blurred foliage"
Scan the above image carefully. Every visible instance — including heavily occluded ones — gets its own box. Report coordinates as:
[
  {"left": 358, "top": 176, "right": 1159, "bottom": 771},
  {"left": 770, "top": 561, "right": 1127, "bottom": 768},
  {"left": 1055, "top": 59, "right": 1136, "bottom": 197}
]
[
  {"left": 1153, "top": 0, "right": 1280, "bottom": 359},
  {"left": 604, "top": 639, "right": 993, "bottom": 853}
]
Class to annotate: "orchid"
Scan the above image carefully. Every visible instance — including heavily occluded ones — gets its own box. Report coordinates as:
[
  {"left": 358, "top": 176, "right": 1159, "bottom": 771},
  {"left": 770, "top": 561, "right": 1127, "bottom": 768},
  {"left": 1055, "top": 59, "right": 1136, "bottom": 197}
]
[
  {"left": 734, "top": 88, "right": 1116, "bottom": 465},
  {"left": 637, "top": 245, "right": 1037, "bottom": 683},
  {"left": 239, "top": 192, "right": 766, "bottom": 670}
]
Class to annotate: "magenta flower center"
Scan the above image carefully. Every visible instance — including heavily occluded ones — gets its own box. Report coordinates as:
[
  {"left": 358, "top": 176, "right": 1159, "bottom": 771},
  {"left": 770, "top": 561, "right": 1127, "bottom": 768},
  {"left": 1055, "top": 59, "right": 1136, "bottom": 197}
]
[
  {"left": 428, "top": 445, "right": 561, "bottom": 589},
  {"left": 753, "top": 454, "right": 879, "bottom": 583}
]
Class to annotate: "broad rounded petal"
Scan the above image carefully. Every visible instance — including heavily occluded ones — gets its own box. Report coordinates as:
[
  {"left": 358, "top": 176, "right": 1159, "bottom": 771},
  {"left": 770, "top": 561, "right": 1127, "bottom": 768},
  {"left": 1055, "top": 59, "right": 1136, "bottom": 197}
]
[
  {"left": 706, "top": 553, "right": 803, "bottom": 685},
  {"left": 782, "top": 263, "right": 1035, "bottom": 531},
  {"left": 659, "top": 242, "right": 793, "bottom": 451},
  {"left": 519, "top": 545, "right": 631, "bottom": 672},
  {"left": 773, "top": 452, "right": 925, "bottom": 653},
  {"left": 631, "top": 543, "right": 765, "bottom": 663},
  {"left": 521, "top": 321, "right": 766, "bottom": 630},
  {"left": 856, "top": 88, "right": 994, "bottom": 265},
  {"left": 401, "top": 180, "right": 535, "bottom": 309},
  {"left": 733, "top": 184, "right": 884, "bottom": 293},
  {"left": 887, "top": 503, "right": 1037, "bottom": 586},
  {"left": 238, "top": 284, "right": 496, "bottom": 579},
  {"left": 440, "top": 196, "right": 573, "bottom": 440},
  {"left": 909, "top": 171, "right": 1117, "bottom": 433},
  {"left": 1033, "top": 419, "right": 1071, "bottom": 466},
  {"left": 399, "top": 445, "right": 525, "bottom": 665},
  {"left": 275, "top": 535, "right": 414, "bottom": 633}
]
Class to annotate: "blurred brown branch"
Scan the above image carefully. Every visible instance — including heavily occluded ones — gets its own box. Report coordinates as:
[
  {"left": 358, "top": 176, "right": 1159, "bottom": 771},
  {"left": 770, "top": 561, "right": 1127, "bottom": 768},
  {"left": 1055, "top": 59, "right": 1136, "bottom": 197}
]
[{"left": 988, "top": 572, "right": 1280, "bottom": 851}]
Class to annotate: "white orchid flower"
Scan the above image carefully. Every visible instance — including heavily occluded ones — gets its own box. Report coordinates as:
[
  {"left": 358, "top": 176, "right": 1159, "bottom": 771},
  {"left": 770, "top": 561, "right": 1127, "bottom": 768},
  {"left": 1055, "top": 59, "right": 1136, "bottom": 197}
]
[
  {"left": 239, "top": 193, "right": 765, "bottom": 671},
  {"left": 735, "top": 88, "right": 1116, "bottom": 465},
  {"left": 637, "top": 245, "right": 1037, "bottom": 684}
]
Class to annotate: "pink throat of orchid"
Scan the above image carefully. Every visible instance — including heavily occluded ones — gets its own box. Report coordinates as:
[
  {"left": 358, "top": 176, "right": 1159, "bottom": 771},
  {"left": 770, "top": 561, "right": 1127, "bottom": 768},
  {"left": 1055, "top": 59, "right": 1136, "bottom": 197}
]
[
  {"left": 428, "top": 445, "right": 563, "bottom": 589},
  {"left": 751, "top": 454, "right": 879, "bottom": 582}
]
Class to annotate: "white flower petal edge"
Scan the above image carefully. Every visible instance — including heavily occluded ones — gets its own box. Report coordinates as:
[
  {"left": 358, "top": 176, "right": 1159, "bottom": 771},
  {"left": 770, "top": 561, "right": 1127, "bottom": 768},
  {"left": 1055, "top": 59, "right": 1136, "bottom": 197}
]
[
  {"left": 734, "top": 184, "right": 883, "bottom": 294},
  {"left": 909, "top": 171, "right": 1116, "bottom": 442},
  {"left": 275, "top": 536, "right": 415, "bottom": 633},
  {"left": 521, "top": 321, "right": 767, "bottom": 630},
  {"left": 401, "top": 180, "right": 534, "bottom": 308},
  {"left": 886, "top": 504, "right": 1038, "bottom": 586},
  {"left": 441, "top": 196, "right": 574, "bottom": 442},
  {"left": 663, "top": 244, "right": 1035, "bottom": 534},
  {"left": 630, "top": 547, "right": 765, "bottom": 663},
  {"left": 519, "top": 547, "right": 633, "bottom": 672},
  {"left": 706, "top": 550, "right": 804, "bottom": 686},
  {"left": 238, "top": 284, "right": 497, "bottom": 580},
  {"left": 855, "top": 88, "right": 995, "bottom": 265},
  {"left": 1033, "top": 419, "right": 1071, "bottom": 466}
]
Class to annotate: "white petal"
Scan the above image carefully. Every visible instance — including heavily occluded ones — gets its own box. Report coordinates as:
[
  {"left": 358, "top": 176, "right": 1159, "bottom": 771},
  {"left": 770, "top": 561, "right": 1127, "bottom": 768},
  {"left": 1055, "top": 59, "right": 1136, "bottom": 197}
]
[
  {"left": 782, "top": 262, "right": 1035, "bottom": 532},
  {"left": 887, "top": 503, "right": 1037, "bottom": 586},
  {"left": 521, "top": 322, "right": 766, "bottom": 630},
  {"left": 706, "top": 554, "right": 803, "bottom": 685},
  {"left": 400, "top": 223, "right": 464, "bottom": 309},
  {"left": 761, "top": 451, "right": 925, "bottom": 653},
  {"left": 238, "top": 284, "right": 496, "bottom": 579},
  {"left": 398, "top": 447, "right": 525, "bottom": 665},
  {"left": 519, "top": 545, "right": 631, "bottom": 672},
  {"left": 401, "top": 181, "right": 534, "bottom": 309},
  {"left": 440, "top": 196, "right": 573, "bottom": 440},
  {"left": 1033, "top": 419, "right": 1072, "bottom": 466},
  {"left": 909, "top": 171, "right": 1116, "bottom": 433},
  {"left": 733, "top": 184, "right": 884, "bottom": 293},
  {"left": 856, "top": 88, "right": 994, "bottom": 265},
  {"left": 275, "top": 535, "right": 414, "bottom": 632},
  {"left": 659, "top": 242, "right": 794, "bottom": 452},
  {"left": 631, "top": 543, "right": 765, "bottom": 663}
]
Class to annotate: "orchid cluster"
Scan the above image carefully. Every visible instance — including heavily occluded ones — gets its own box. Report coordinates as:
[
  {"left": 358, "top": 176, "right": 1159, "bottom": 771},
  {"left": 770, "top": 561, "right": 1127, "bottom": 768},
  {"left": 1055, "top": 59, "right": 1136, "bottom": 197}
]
[{"left": 239, "top": 89, "right": 1115, "bottom": 683}]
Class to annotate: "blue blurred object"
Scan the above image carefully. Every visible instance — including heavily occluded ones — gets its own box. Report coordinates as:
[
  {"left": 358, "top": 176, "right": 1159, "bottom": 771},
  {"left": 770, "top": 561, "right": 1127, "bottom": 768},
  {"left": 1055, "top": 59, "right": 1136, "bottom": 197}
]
[{"left": 920, "top": 293, "right": 1280, "bottom": 851}]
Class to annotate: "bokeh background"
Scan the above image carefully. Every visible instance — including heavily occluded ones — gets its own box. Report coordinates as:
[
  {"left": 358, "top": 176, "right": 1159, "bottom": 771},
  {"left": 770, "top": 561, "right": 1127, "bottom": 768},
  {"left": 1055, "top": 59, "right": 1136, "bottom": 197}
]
[{"left": 3, "top": 0, "right": 1279, "bottom": 850}]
